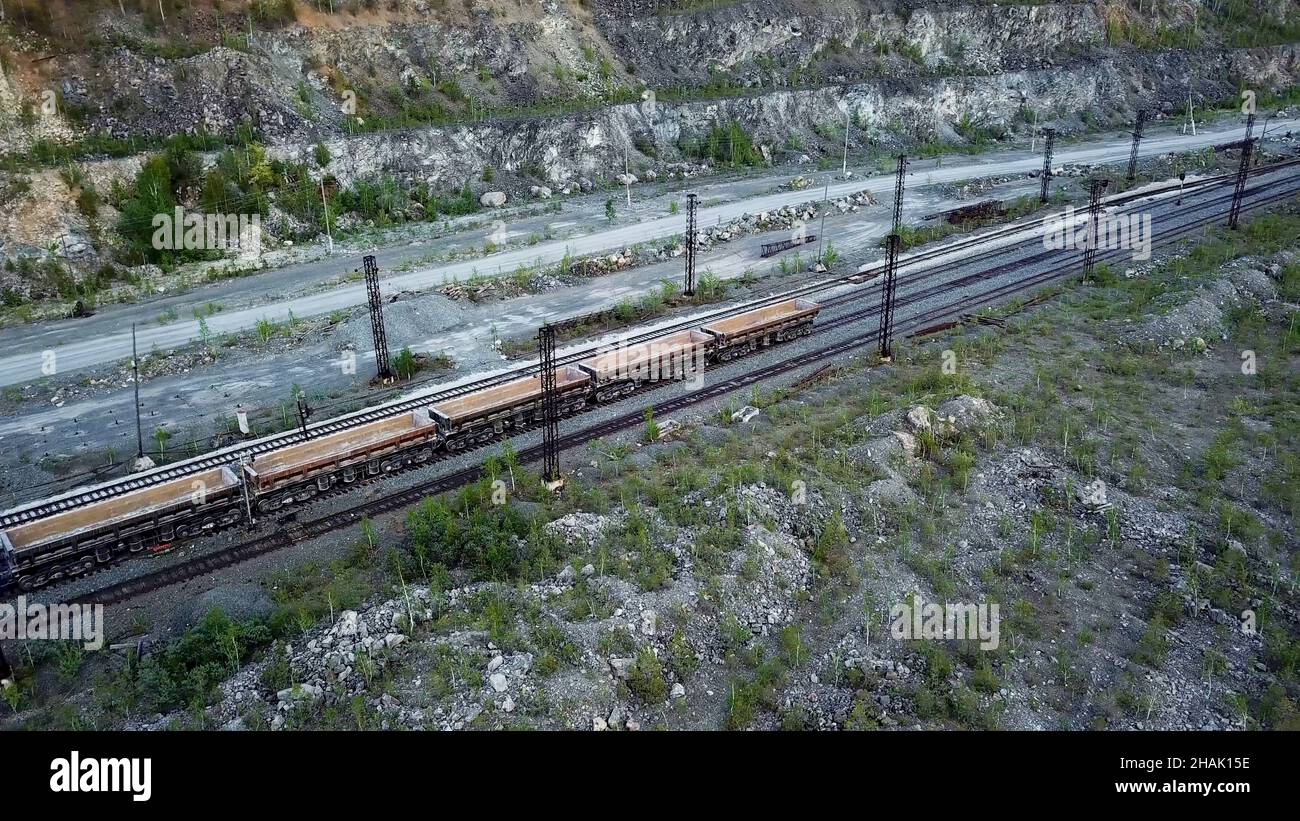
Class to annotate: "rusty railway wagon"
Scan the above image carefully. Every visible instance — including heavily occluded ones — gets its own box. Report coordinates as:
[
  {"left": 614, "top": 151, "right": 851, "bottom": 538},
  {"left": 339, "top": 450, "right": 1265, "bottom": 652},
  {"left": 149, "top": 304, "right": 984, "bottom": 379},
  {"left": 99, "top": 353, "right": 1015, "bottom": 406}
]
[
  {"left": 698, "top": 298, "right": 819, "bottom": 360},
  {"left": 0, "top": 299, "right": 821, "bottom": 592},
  {"left": 576, "top": 330, "right": 713, "bottom": 401},
  {"left": 244, "top": 410, "right": 439, "bottom": 513},
  {"left": 429, "top": 366, "right": 592, "bottom": 451},
  {"left": 0, "top": 468, "right": 244, "bottom": 591}
]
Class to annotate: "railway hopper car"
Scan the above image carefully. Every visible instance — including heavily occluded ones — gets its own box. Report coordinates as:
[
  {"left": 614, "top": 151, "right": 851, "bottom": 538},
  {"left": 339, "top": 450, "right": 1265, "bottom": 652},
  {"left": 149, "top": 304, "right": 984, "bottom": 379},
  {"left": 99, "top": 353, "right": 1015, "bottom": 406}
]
[
  {"left": 576, "top": 330, "right": 712, "bottom": 400},
  {"left": 698, "top": 298, "right": 819, "bottom": 360},
  {"left": 0, "top": 467, "right": 242, "bottom": 591},
  {"left": 430, "top": 366, "right": 591, "bottom": 449},
  {"left": 243, "top": 409, "right": 439, "bottom": 512}
]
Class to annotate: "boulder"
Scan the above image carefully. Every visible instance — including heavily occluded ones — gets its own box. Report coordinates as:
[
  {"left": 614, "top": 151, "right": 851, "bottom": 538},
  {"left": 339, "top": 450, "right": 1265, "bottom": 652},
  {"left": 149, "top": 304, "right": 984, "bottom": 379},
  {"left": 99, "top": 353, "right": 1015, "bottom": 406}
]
[
  {"left": 905, "top": 405, "right": 934, "bottom": 433},
  {"left": 479, "top": 191, "right": 507, "bottom": 207},
  {"left": 934, "top": 395, "right": 1000, "bottom": 434},
  {"left": 864, "top": 478, "right": 920, "bottom": 507},
  {"left": 609, "top": 657, "right": 635, "bottom": 680}
]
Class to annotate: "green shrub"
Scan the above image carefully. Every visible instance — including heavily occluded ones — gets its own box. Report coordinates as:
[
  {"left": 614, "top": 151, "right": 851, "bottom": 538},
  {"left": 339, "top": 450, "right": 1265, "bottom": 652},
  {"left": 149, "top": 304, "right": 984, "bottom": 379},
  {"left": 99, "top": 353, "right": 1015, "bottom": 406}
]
[{"left": 626, "top": 646, "right": 668, "bottom": 703}]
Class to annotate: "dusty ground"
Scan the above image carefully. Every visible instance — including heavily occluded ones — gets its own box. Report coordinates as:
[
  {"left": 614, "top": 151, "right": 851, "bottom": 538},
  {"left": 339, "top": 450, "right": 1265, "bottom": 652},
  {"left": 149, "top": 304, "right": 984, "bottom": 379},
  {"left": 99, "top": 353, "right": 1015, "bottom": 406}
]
[{"left": 3, "top": 200, "right": 1297, "bottom": 731}]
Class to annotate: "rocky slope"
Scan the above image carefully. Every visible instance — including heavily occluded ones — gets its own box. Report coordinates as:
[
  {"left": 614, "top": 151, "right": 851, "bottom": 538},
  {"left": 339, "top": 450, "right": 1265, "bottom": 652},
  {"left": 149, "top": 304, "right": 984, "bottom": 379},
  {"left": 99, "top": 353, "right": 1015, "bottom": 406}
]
[{"left": 0, "top": 0, "right": 1296, "bottom": 281}]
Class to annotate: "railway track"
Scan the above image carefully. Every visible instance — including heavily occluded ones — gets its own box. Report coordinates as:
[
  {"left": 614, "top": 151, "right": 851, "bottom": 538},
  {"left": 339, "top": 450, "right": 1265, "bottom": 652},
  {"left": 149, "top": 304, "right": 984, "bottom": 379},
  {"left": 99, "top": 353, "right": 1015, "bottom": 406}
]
[
  {"left": 6, "top": 158, "right": 1291, "bottom": 526},
  {"left": 62, "top": 169, "right": 1300, "bottom": 605}
]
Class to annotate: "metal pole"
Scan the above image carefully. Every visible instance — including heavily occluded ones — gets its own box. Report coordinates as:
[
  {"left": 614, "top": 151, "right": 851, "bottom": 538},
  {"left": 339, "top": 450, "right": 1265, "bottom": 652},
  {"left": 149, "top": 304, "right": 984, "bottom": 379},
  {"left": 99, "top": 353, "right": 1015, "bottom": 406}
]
[
  {"left": 1126, "top": 109, "right": 1146, "bottom": 182},
  {"left": 320, "top": 178, "right": 334, "bottom": 254},
  {"left": 816, "top": 176, "right": 828, "bottom": 265},
  {"left": 683, "top": 193, "right": 698, "bottom": 296},
  {"left": 878, "top": 155, "right": 908, "bottom": 361},
  {"left": 538, "top": 324, "right": 560, "bottom": 486},
  {"left": 364, "top": 255, "right": 392, "bottom": 379},
  {"left": 1039, "top": 128, "right": 1056, "bottom": 204},
  {"left": 890, "top": 153, "right": 907, "bottom": 234},
  {"left": 878, "top": 233, "right": 901, "bottom": 360},
  {"left": 132, "top": 323, "right": 143, "bottom": 459},
  {"left": 842, "top": 108, "right": 850, "bottom": 178},
  {"left": 1082, "top": 178, "right": 1108, "bottom": 281},
  {"left": 1228, "top": 114, "right": 1256, "bottom": 230},
  {"left": 296, "top": 393, "right": 311, "bottom": 439}
]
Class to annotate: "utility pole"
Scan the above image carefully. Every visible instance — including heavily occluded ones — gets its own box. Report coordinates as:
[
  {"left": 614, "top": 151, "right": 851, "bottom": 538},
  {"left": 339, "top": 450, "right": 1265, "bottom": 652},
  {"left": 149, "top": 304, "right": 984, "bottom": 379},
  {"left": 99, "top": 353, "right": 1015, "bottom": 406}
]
[
  {"left": 320, "top": 178, "right": 334, "bottom": 255},
  {"left": 1039, "top": 127, "right": 1056, "bottom": 204},
  {"left": 296, "top": 392, "right": 312, "bottom": 439},
  {"left": 842, "top": 108, "right": 850, "bottom": 178},
  {"left": 816, "top": 176, "right": 829, "bottom": 267},
  {"left": 537, "top": 324, "right": 562, "bottom": 490},
  {"left": 1126, "top": 109, "right": 1147, "bottom": 182},
  {"left": 1082, "top": 178, "right": 1109, "bottom": 282},
  {"left": 132, "top": 323, "right": 143, "bottom": 461},
  {"left": 878, "top": 155, "right": 907, "bottom": 361},
  {"left": 683, "top": 192, "right": 698, "bottom": 296},
  {"left": 1228, "top": 113, "right": 1256, "bottom": 230},
  {"left": 364, "top": 255, "right": 392, "bottom": 380},
  {"left": 1186, "top": 92, "right": 1197, "bottom": 136}
]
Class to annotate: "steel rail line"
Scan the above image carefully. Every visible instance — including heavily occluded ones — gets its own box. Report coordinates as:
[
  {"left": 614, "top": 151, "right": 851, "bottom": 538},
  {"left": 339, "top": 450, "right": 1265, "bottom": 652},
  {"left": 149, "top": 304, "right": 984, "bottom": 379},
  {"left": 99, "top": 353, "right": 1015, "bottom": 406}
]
[
  {"left": 63, "top": 176, "right": 1300, "bottom": 605},
  {"left": 6, "top": 159, "right": 1295, "bottom": 528}
]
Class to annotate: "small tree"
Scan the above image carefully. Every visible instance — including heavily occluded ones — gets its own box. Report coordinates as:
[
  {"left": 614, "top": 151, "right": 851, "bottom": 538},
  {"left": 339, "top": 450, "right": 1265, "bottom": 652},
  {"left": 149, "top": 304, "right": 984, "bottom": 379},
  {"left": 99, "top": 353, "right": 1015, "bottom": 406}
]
[
  {"left": 393, "top": 346, "right": 419, "bottom": 379},
  {"left": 822, "top": 241, "right": 839, "bottom": 269},
  {"left": 643, "top": 406, "right": 660, "bottom": 442},
  {"left": 605, "top": 198, "right": 616, "bottom": 222},
  {"left": 153, "top": 426, "right": 172, "bottom": 458}
]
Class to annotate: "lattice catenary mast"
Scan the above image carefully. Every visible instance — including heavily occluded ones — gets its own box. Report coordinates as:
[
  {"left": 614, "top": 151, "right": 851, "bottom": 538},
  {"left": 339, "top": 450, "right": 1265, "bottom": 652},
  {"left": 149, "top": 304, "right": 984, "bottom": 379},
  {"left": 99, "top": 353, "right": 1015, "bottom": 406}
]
[
  {"left": 1228, "top": 113, "right": 1257, "bottom": 230},
  {"left": 364, "top": 255, "right": 392, "bottom": 380},
  {"left": 1082, "top": 178, "right": 1109, "bottom": 282},
  {"left": 878, "top": 154, "right": 908, "bottom": 360},
  {"left": 1126, "top": 109, "right": 1147, "bottom": 182},
  {"left": 537, "top": 323, "right": 561, "bottom": 487},
  {"left": 683, "top": 193, "right": 698, "bottom": 296}
]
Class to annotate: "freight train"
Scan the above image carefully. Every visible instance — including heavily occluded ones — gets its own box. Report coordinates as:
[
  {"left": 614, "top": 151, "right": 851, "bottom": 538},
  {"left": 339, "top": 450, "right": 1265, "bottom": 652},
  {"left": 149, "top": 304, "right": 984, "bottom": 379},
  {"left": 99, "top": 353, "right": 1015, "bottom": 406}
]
[{"left": 0, "top": 299, "right": 820, "bottom": 592}]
